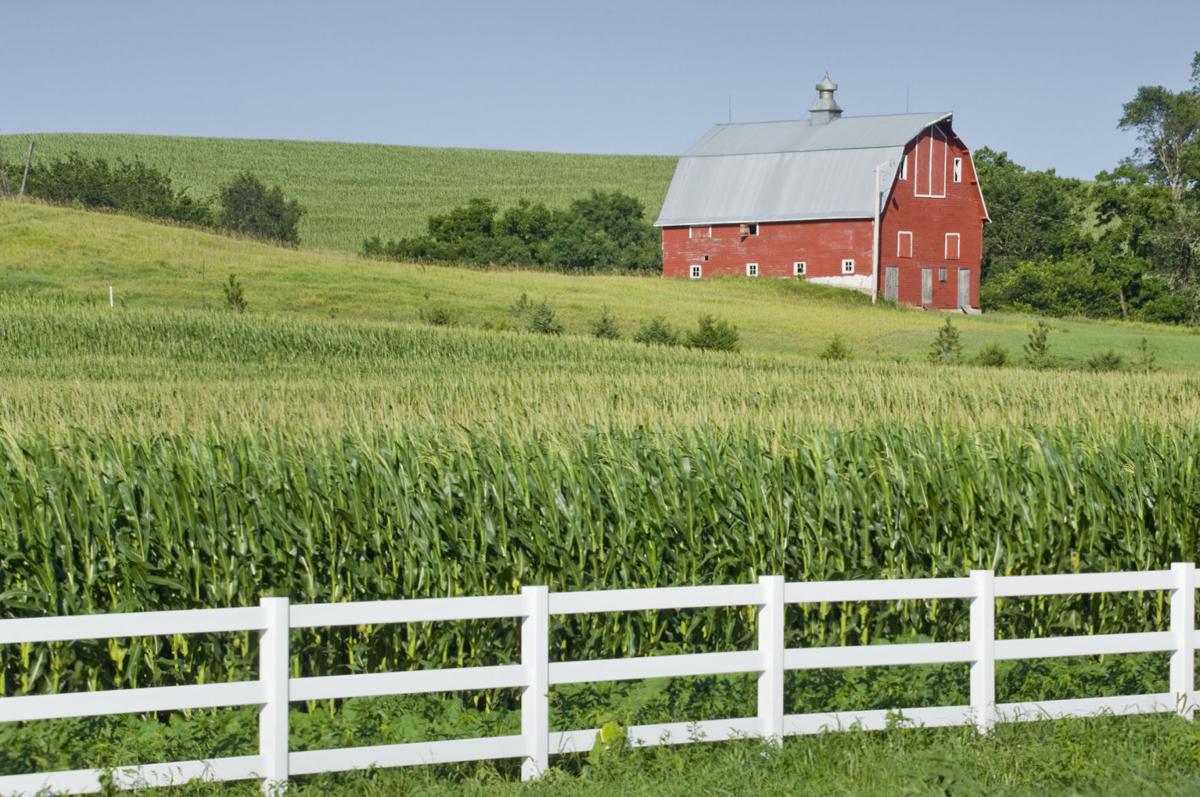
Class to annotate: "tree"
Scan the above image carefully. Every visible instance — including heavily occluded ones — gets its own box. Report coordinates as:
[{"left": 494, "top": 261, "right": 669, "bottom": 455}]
[
  {"left": 1024, "top": 321, "right": 1053, "bottom": 370},
  {"left": 927, "top": 317, "right": 963, "bottom": 365},
  {"left": 219, "top": 173, "right": 304, "bottom": 244},
  {"left": 590, "top": 307, "right": 621, "bottom": 340},
  {"left": 686, "top": 315, "right": 739, "bottom": 352},
  {"left": 1112, "top": 52, "right": 1200, "bottom": 285}
]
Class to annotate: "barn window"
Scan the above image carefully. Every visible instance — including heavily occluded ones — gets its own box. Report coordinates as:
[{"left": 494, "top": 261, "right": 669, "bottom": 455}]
[
  {"left": 938, "top": 267, "right": 948, "bottom": 282},
  {"left": 945, "top": 233, "right": 961, "bottom": 260},
  {"left": 898, "top": 155, "right": 908, "bottom": 180},
  {"left": 690, "top": 264, "right": 702, "bottom": 279},
  {"left": 841, "top": 259, "right": 855, "bottom": 274},
  {"left": 689, "top": 225, "right": 712, "bottom": 239},
  {"left": 793, "top": 261, "right": 806, "bottom": 276},
  {"left": 740, "top": 223, "right": 759, "bottom": 237},
  {"left": 953, "top": 158, "right": 963, "bottom": 183},
  {"left": 897, "top": 231, "right": 913, "bottom": 258},
  {"left": 746, "top": 263, "right": 759, "bottom": 277}
]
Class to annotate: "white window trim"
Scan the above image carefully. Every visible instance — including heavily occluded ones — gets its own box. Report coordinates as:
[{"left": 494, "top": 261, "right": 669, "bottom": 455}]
[
  {"left": 746, "top": 262, "right": 759, "bottom": 277},
  {"left": 945, "top": 232, "right": 961, "bottom": 260},
  {"left": 793, "top": 261, "right": 806, "bottom": 277},
  {"left": 690, "top": 225, "right": 712, "bottom": 239},
  {"left": 898, "top": 155, "right": 908, "bottom": 180},
  {"left": 897, "top": 231, "right": 913, "bottom": 258},
  {"left": 690, "top": 264, "right": 702, "bottom": 279},
  {"left": 952, "top": 158, "right": 963, "bottom": 183},
  {"left": 914, "top": 126, "right": 948, "bottom": 199},
  {"left": 841, "top": 258, "right": 855, "bottom": 275}
]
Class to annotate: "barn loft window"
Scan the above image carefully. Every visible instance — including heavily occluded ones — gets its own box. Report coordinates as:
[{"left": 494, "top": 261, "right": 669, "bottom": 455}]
[
  {"left": 897, "top": 231, "right": 913, "bottom": 258},
  {"left": 690, "top": 264, "right": 702, "bottom": 279},
  {"left": 938, "top": 267, "right": 948, "bottom": 282},
  {"left": 953, "top": 158, "right": 963, "bottom": 183},
  {"left": 841, "top": 259, "right": 855, "bottom": 274},
  {"left": 746, "top": 263, "right": 759, "bottom": 277},
  {"left": 740, "top": 223, "right": 759, "bottom": 237},
  {"left": 793, "top": 261, "right": 806, "bottom": 276},
  {"left": 689, "top": 226, "right": 712, "bottom": 239},
  {"left": 945, "top": 233, "right": 961, "bottom": 260},
  {"left": 898, "top": 156, "right": 908, "bottom": 180}
]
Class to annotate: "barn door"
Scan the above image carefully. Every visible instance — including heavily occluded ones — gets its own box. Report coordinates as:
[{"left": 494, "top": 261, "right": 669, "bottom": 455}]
[
  {"left": 921, "top": 268, "right": 933, "bottom": 305},
  {"left": 957, "top": 268, "right": 971, "bottom": 308},
  {"left": 884, "top": 266, "right": 899, "bottom": 302}
]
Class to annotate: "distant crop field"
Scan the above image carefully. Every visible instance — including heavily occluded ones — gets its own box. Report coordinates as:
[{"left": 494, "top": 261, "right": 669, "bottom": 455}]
[{"left": 0, "top": 133, "right": 677, "bottom": 251}]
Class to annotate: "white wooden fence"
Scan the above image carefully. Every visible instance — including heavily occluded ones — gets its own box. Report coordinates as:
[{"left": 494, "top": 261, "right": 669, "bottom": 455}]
[{"left": 0, "top": 565, "right": 1196, "bottom": 795}]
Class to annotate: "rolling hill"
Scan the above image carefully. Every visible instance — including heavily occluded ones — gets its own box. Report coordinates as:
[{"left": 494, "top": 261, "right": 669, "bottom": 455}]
[
  {"left": 0, "top": 133, "right": 677, "bottom": 252},
  {"left": 2, "top": 200, "right": 1198, "bottom": 369}
]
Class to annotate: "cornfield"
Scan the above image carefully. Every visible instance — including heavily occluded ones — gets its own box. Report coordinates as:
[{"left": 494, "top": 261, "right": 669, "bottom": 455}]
[{"left": 1, "top": 301, "right": 1198, "bottom": 697}]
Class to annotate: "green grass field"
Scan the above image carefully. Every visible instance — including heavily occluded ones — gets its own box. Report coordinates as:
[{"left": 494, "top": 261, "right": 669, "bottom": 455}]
[
  {"left": 0, "top": 133, "right": 676, "bottom": 251},
  {"left": 3, "top": 200, "right": 1198, "bottom": 369}
]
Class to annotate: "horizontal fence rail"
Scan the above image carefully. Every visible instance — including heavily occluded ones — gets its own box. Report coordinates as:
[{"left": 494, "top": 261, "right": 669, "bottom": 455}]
[{"left": 0, "top": 564, "right": 1196, "bottom": 795}]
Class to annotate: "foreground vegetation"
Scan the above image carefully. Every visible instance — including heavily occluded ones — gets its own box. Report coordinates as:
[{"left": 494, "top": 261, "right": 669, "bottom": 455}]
[{"left": 0, "top": 133, "right": 675, "bottom": 251}]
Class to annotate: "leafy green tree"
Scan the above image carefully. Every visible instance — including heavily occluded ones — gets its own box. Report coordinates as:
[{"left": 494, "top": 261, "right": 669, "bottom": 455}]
[
  {"left": 219, "top": 173, "right": 304, "bottom": 244},
  {"left": 927, "top": 317, "right": 963, "bottom": 365},
  {"left": 686, "top": 315, "right": 739, "bottom": 352}
]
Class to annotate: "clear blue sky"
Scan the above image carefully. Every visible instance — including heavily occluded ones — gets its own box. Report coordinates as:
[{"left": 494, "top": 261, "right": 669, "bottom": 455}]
[{"left": 6, "top": 0, "right": 1198, "bottom": 179}]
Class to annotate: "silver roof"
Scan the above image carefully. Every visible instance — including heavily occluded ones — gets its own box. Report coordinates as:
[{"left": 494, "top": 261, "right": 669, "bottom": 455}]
[{"left": 655, "top": 112, "right": 952, "bottom": 227}]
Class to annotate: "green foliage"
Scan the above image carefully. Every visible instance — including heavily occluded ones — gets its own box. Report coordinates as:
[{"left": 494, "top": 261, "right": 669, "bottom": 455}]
[
  {"left": 1137, "top": 337, "right": 1158, "bottom": 372},
  {"left": 526, "top": 300, "right": 564, "bottom": 335},
  {"left": 590, "top": 306, "right": 621, "bottom": 340},
  {"left": 632, "top": 316, "right": 680, "bottom": 346},
  {"left": 219, "top": 172, "right": 304, "bottom": 244},
  {"left": 421, "top": 304, "right": 453, "bottom": 327},
  {"left": 1087, "top": 349, "right": 1125, "bottom": 372},
  {"left": 223, "top": 274, "right": 247, "bottom": 313},
  {"left": 363, "top": 191, "right": 661, "bottom": 273},
  {"left": 685, "top": 315, "right": 739, "bottom": 352},
  {"left": 17, "top": 151, "right": 213, "bottom": 225},
  {"left": 973, "top": 342, "right": 1010, "bottom": 368},
  {"left": 1025, "top": 321, "right": 1054, "bottom": 370},
  {"left": 927, "top": 317, "right": 963, "bottom": 365},
  {"left": 818, "top": 335, "right": 851, "bottom": 362}
]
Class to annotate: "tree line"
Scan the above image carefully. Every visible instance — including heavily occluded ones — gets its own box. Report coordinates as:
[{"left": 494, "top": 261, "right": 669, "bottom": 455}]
[{"left": 5, "top": 152, "right": 304, "bottom": 244}]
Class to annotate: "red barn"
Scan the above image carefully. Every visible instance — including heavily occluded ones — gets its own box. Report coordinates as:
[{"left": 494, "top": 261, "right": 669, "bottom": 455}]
[{"left": 656, "top": 76, "right": 989, "bottom": 311}]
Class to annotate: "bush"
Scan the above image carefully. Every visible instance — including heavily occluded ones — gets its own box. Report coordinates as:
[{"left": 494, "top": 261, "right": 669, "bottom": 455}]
[
  {"left": 590, "top": 307, "right": 621, "bottom": 340},
  {"left": 222, "top": 274, "right": 247, "bottom": 313},
  {"left": 818, "top": 335, "right": 852, "bottom": 362},
  {"left": 686, "top": 315, "right": 739, "bottom": 352},
  {"left": 526, "top": 301, "right": 563, "bottom": 335},
  {"left": 1087, "top": 350, "right": 1125, "bottom": 372},
  {"left": 1135, "top": 338, "right": 1157, "bottom": 372},
  {"left": 219, "top": 173, "right": 304, "bottom": 244},
  {"left": 974, "top": 343, "right": 1011, "bottom": 368},
  {"left": 1024, "top": 321, "right": 1054, "bottom": 369},
  {"left": 633, "top": 317, "right": 680, "bottom": 346},
  {"left": 927, "top": 317, "right": 963, "bottom": 365},
  {"left": 421, "top": 305, "right": 453, "bottom": 327}
]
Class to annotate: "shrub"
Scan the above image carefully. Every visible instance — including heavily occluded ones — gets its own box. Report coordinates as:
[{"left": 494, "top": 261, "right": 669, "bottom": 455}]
[
  {"left": 818, "top": 335, "right": 852, "bottom": 362},
  {"left": 526, "top": 301, "right": 563, "bottom": 335},
  {"left": 633, "top": 317, "right": 680, "bottom": 346},
  {"left": 686, "top": 315, "right": 739, "bottom": 352},
  {"left": 421, "top": 305, "right": 453, "bottom": 327},
  {"left": 927, "top": 317, "right": 963, "bottom": 365},
  {"left": 1087, "top": 350, "right": 1125, "bottom": 372},
  {"left": 973, "top": 343, "right": 1010, "bottom": 368},
  {"left": 1135, "top": 338, "right": 1157, "bottom": 372},
  {"left": 590, "top": 307, "right": 621, "bottom": 340},
  {"left": 219, "top": 173, "right": 304, "bottom": 244},
  {"left": 222, "top": 274, "right": 247, "bottom": 313},
  {"left": 1024, "top": 321, "right": 1054, "bottom": 369}
]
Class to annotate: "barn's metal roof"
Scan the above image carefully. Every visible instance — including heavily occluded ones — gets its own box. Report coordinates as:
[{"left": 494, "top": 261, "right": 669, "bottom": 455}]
[{"left": 655, "top": 112, "right": 952, "bottom": 227}]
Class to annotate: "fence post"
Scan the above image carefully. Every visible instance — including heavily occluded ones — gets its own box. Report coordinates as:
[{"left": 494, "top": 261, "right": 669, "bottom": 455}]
[
  {"left": 757, "top": 575, "right": 785, "bottom": 744},
  {"left": 521, "top": 586, "right": 549, "bottom": 780},
  {"left": 1171, "top": 562, "right": 1195, "bottom": 720},
  {"left": 259, "top": 597, "right": 290, "bottom": 795},
  {"left": 969, "top": 570, "right": 995, "bottom": 734}
]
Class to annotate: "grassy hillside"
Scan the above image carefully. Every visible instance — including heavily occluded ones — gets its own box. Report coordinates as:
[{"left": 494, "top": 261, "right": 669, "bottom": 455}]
[
  {"left": 2, "top": 200, "right": 1198, "bottom": 369},
  {"left": 0, "top": 133, "right": 676, "bottom": 251}
]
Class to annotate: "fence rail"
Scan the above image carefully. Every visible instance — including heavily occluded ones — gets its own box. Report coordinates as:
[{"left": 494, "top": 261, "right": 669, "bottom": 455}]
[{"left": 1, "top": 565, "right": 1196, "bottom": 795}]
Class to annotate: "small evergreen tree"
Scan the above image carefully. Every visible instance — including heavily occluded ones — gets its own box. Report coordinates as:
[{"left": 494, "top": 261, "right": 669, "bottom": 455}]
[
  {"left": 633, "top": 317, "right": 680, "bottom": 346},
  {"left": 590, "top": 307, "right": 621, "bottom": 340},
  {"left": 1024, "top": 321, "right": 1054, "bottom": 369},
  {"left": 1086, "top": 350, "right": 1125, "bottom": 372},
  {"left": 223, "top": 274, "right": 247, "bottom": 313},
  {"left": 1135, "top": 337, "right": 1157, "bottom": 372},
  {"left": 526, "top": 301, "right": 563, "bottom": 335},
  {"left": 818, "top": 335, "right": 852, "bottom": 362},
  {"left": 927, "top": 317, "right": 963, "bottom": 365},
  {"left": 686, "top": 315, "right": 739, "bottom": 351},
  {"left": 219, "top": 173, "right": 304, "bottom": 244}
]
